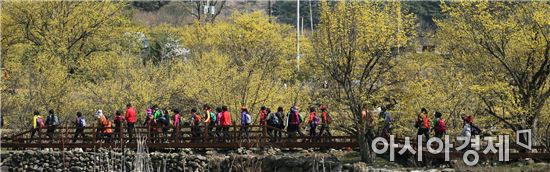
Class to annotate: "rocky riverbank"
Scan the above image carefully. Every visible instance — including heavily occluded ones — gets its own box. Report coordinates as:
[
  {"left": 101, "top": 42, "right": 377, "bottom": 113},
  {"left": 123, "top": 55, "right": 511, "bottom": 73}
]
[{"left": 0, "top": 148, "right": 368, "bottom": 172}]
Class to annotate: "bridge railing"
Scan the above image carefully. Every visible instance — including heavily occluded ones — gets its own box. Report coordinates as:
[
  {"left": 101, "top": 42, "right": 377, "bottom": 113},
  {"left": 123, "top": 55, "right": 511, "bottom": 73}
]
[{"left": 2, "top": 122, "right": 356, "bottom": 149}]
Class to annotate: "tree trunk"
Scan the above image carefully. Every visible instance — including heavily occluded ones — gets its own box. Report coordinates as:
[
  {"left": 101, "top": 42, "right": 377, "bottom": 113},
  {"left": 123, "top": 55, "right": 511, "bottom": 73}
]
[{"left": 352, "top": 105, "right": 374, "bottom": 163}]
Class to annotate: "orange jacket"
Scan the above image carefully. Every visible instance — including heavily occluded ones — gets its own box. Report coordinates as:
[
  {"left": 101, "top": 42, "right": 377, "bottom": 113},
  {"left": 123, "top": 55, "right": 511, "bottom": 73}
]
[{"left": 104, "top": 121, "right": 113, "bottom": 134}]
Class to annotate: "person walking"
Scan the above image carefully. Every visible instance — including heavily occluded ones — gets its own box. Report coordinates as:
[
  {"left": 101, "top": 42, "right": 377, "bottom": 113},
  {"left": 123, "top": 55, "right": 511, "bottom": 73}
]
[
  {"left": 30, "top": 111, "right": 45, "bottom": 143},
  {"left": 113, "top": 110, "right": 125, "bottom": 142},
  {"left": 319, "top": 105, "right": 332, "bottom": 137},
  {"left": 220, "top": 106, "right": 231, "bottom": 142},
  {"left": 308, "top": 107, "right": 320, "bottom": 141},
  {"left": 286, "top": 106, "right": 303, "bottom": 138},
  {"left": 240, "top": 106, "right": 252, "bottom": 141},
  {"left": 172, "top": 109, "right": 182, "bottom": 142},
  {"left": 379, "top": 106, "right": 393, "bottom": 139},
  {"left": 190, "top": 108, "right": 202, "bottom": 142},
  {"left": 432, "top": 111, "right": 447, "bottom": 138},
  {"left": 415, "top": 108, "right": 430, "bottom": 143},
  {"left": 45, "top": 109, "right": 60, "bottom": 143},
  {"left": 125, "top": 103, "right": 137, "bottom": 143},
  {"left": 274, "top": 107, "right": 285, "bottom": 141},
  {"left": 462, "top": 115, "right": 475, "bottom": 150},
  {"left": 96, "top": 110, "right": 112, "bottom": 143},
  {"left": 72, "top": 112, "right": 87, "bottom": 143},
  {"left": 215, "top": 107, "right": 223, "bottom": 141},
  {"left": 203, "top": 104, "right": 216, "bottom": 139},
  {"left": 160, "top": 109, "right": 171, "bottom": 142},
  {"left": 258, "top": 106, "right": 268, "bottom": 136},
  {"left": 266, "top": 108, "right": 277, "bottom": 139}
]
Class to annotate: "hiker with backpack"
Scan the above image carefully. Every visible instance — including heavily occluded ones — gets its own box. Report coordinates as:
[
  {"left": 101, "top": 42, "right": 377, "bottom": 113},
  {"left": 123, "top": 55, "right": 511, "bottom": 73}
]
[
  {"left": 267, "top": 108, "right": 283, "bottom": 142},
  {"left": 467, "top": 115, "right": 482, "bottom": 136},
  {"left": 240, "top": 106, "right": 252, "bottom": 141},
  {"left": 113, "top": 110, "right": 125, "bottom": 142},
  {"left": 30, "top": 110, "right": 45, "bottom": 143},
  {"left": 190, "top": 108, "right": 202, "bottom": 142},
  {"left": 461, "top": 115, "right": 481, "bottom": 150},
  {"left": 215, "top": 107, "right": 224, "bottom": 141},
  {"left": 308, "top": 107, "right": 320, "bottom": 139},
  {"left": 266, "top": 108, "right": 274, "bottom": 139},
  {"left": 259, "top": 106, "right": 268, "bottom": 135},
  {"left": 96, "top": 110, "right": 112, "bottom": 143},
  {"left": 150, "top": 105, "right": 164, "bottom": 142},
  {"left": 172, "top": 109, "right": 182, "bottom": 142},
  {"left": 72, "top": 111, "right": 87, "bottom": 143},
  {"left": 45, "top": 109, "right": 60, "bottom": 142},
  {"left": 144, "top": 107, "right": 158, "bottom": 141},
  {"left": 415, "top": 108, "right": 430, "bottom": 142},
  {"left": 220, "top": 106, "right": 232, "bottom": 142},
  {"left": 125, "top": 103, "right": 137, "bottom": 143},
  {"left": 319, "top": 105, "right": 332, "bottom": 137},
  {"left": 432, "top": 111, "right": 447, "bottom": 138},
  {"left": 379, "top": 106, "right": 393, "bottom": 139},
  {"left": 203, "top": 104, "right": 217, "bottom": 139},
  {"left": 159, "top": 109, "right": 171, "bottom": 142},
  {"left": 273, "top": 107, "right": 285, "bottom": 141},
  {"left": 286, "top": 106, "right": 303, "bottom": 138}
]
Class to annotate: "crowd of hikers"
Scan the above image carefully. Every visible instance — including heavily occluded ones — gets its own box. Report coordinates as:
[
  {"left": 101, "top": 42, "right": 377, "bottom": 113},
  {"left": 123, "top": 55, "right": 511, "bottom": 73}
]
[
  {"left": 412, "top": 108, "right": 481, "bottom": 142},
  {"left": 28, "top": 103, "right": 483, "bottom": 145},
  {"left": 28, "top": 103, "right": 334, "bottom": 143}
]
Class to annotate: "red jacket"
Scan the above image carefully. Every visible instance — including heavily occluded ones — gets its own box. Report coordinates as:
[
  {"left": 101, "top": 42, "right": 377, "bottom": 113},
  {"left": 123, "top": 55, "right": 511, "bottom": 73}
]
[
  {"left": 259, "top": 110, "right": 267, "bottom": 125},
  {"left": 221, "top": 111, "right": 231, "bottom": 126},
  {"left": 125, "top": 107, "right": 137, "bottom": 123},
  {"left": 308, "top": 112, "right": 316, "bottom": 124}
]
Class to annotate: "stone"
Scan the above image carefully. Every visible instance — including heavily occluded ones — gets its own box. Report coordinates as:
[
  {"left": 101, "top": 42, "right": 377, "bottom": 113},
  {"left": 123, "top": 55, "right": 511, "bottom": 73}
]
[
  {"left": 206, "top": 150, "right": 217, "bottom": 155},
  {"left": 196, "top": 155, "right": 207, "bottom": 161},
  {"left": 343, "top": 163, "right": 352, "bottom": 169},
  {"left": 536, "top": 162, "right": 548, "bottom": 166},
  {"left": 525, "top": 158, "right": 535, "bottom": 165},
  {"left": 188, "top": 161, "right": 200, "bottom": 168},
  {"left": 442, "top": 168, "right": 455, "bottom": 172}
]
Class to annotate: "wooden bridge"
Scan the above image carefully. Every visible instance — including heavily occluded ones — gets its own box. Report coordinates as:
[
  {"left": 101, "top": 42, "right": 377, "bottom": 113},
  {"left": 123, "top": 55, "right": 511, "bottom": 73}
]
[
  {"left": 1, "top": 124, "right": 357, "bottom": 149},
  {"left": 3, "top": 123, "right": 550, "bottom": 162}
]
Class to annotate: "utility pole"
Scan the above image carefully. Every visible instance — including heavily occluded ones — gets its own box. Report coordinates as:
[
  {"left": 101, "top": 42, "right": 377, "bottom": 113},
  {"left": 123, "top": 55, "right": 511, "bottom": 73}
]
[
  {"left": 296, "top": 0, "right": 300, "bottom": 71},
  {"left": 309, "top": 0, "right": 314, "bottom": 31},
  {"left": 268, "top": 0, "right": 272, "bottom": 23}
]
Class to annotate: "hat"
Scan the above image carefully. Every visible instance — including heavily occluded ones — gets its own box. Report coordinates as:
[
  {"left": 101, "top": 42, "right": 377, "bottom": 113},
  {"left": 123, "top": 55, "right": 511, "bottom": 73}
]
[
  {"left": 146, "top": 108, "right": 153, "bottom": 114},
  {"left": 95, "top": 110, "right": 103, "bottom": 119}
]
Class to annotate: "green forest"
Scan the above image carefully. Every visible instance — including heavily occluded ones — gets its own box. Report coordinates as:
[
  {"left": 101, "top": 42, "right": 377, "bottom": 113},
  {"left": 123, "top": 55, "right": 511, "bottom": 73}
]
[{"left": 1, "top": 0, "right": 549, "bottom": 164}]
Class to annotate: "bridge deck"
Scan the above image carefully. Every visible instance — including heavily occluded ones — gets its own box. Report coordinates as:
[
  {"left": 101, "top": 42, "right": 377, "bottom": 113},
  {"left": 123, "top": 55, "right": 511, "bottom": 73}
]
[
  {"left": 4, "top": 124, "right": 550, "bottom": 161},
  {"left": 1, "top": 124, "right": 357, "bottom": 149}
]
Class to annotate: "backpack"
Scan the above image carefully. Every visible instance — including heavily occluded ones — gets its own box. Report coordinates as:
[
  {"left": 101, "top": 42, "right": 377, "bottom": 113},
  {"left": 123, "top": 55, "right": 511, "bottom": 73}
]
[
  {"left": 36, "top": 117, "right": 45, "bottom": 129},
  {"left": 471, "top": 124, "right": 482, "bottom": 135},
  {"left": 289, "top": 111, "right": 300, "bottom": 124},
  {"left": 210, "top": 112, "right": 217, "bottom": 123},
  {"left": 435, "top": 119, "right": 447, "bottom": 133},
  {"left": 311, "top": 116, "right": 320, "bottom": 128},
  {"left": 245, "top": 113, "right": 252, "bottom": 125},
  {"left": 192, "top": 114, "right": 201, "bottom": 125},
  {"left": 114, "top": 116, "right": 124, "bottom": 126},
  {"left": 164, "top": 115, "right": 171, "bottom": 126},
  {"left": 268, "top": 113, "right": 279, "bottom": 126},
  {"left": 51, "top": 115, "right": 60, "bottom": 126},
  {"left": 76, "top": 117, "right": 86, "bottom": 127}
]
